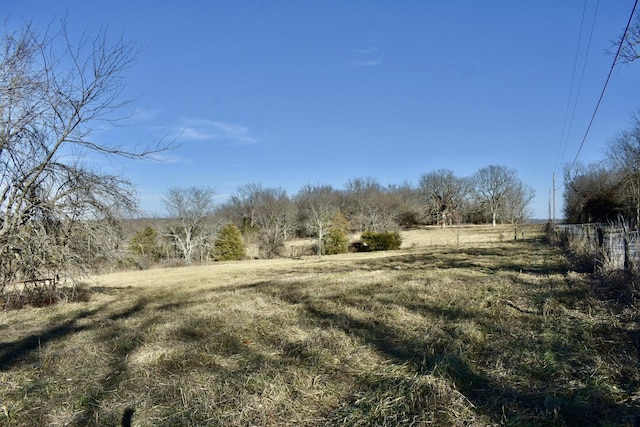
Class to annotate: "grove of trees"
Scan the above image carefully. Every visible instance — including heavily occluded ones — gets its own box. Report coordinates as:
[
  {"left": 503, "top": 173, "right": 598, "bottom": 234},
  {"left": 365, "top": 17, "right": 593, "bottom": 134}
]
[
  {"left": 564, "top": 115, "right": 640, "bottom": 227},
  {"left": 145, "top": 165, "right": 533, "bottom": 265}
]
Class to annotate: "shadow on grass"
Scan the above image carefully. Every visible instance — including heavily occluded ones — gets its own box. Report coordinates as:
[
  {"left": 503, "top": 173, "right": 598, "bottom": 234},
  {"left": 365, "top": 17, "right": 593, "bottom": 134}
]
[
  {"left": 349, "top": 237, "right": 567, "bottom": 277},
  {"left": 0, "top": 307, "right": 101, "bottom": 371},
  {"left": 0, "top": 297, "right": 153, "bottom": 425},
  {"left": 251, "top": 236, "right": 639, "bottom": 425},
  {"left": 71, "top": 297, "right": 152, "bottom": 426},
  {"left": 121, "top": 407, "right": 134, "bottom": 427},
  {"left": 267, "top": 281, "right": 639, "bottom": 426},
  {"left": 78, "top": 237, "right": 636, "bottom": 426}
]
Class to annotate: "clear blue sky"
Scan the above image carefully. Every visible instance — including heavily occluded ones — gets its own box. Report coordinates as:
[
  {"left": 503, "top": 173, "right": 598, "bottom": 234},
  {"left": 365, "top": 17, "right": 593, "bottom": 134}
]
[{"left": 5, "top": 1, "right": 640, "bottom": 219}]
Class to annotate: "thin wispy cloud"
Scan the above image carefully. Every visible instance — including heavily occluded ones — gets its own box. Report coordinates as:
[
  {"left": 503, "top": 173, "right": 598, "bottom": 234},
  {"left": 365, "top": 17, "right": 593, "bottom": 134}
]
[
  {"left": 180, "top": 126, "right": 215, "bottom": 141},
  {"left": 357, "top": 46, "right": 379, "bottom": 54},
  {"left": 350, "top": 59, "right": 383, "bottom": 68},
  {"left": 349, "top": 46, "right": 383, "bottom": 68},
  {"left": 179, "top": 118, "right": 257, "bottom": 144}
]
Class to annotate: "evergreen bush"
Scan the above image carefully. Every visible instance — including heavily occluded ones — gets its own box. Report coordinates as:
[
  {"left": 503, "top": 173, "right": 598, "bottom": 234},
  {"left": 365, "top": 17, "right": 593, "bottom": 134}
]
[
  {"left": 323, "top": 211, "right": 350, "bottom": 255},
  {"left": 323, "top": 227, "right": 349, "bottom": 255},
  {"left": 214, "top": 224, "right": 246, "bottom": 261},
  {"left": 360, "top": 231, "right": 402, "bottom": 251}
]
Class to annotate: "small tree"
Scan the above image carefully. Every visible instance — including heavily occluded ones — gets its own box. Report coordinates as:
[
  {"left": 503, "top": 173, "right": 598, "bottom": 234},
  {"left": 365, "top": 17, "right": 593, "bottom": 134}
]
[
  {"left": 214, "top": 224, "right": 245, "bottom": 261},
  {"left": 323, "top": 211, "right": 350, "bottom": 255},
  {"left": 503, "top": 182, "right": 535, "bottom": 239}
]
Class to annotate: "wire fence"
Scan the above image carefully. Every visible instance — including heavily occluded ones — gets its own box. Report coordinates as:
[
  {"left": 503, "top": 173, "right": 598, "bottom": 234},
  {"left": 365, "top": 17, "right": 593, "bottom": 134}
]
[{"left": 554, "top": 223, "right": 640, "bottom": 272}]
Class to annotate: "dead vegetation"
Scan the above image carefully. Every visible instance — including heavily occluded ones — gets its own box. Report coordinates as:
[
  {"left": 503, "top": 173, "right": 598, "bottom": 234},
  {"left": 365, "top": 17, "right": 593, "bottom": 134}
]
[{"left": 0, "top": 225, "right": 638, "bottom": 426}]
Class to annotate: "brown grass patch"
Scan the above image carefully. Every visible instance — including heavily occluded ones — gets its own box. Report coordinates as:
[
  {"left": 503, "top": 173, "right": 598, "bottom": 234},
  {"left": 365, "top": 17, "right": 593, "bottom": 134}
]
[{"left": 1, "top": 225, "right": 638, "bottom": 426}]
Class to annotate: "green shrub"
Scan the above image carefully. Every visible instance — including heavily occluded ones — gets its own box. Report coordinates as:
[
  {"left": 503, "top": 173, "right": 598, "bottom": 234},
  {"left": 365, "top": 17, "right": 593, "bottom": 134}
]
[
  {"left": 323, "top": 211, "right": 350, "bottom": 255},
  {"left": 360, "top": 231, "right": 402, "bottom": 251},
  {"left": 323, "top": 226, "right": 349, "bottom": 255},
  {"left": 214, "top": 224, "right": 245, "bottom": 261}
]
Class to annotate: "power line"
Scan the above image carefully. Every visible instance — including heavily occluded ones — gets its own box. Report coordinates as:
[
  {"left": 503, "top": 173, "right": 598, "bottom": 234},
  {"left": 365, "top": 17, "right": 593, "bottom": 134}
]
[
  {"left": 568, "top": 0, "right": 639, "bottom": 173},
  {"left": 556, "top": 0, "right": 588, "bottom": 174},
  {"left": 555, "top": 0, "right": 599, "bottom": 175}
]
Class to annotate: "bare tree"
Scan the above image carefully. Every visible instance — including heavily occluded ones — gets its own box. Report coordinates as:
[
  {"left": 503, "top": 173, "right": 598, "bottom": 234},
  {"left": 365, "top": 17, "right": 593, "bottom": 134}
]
[
  {"left": 225, "top": 184, "right": 293, "bottom": 258},
  {"left": 295, "top": 184, "right": 340, "bottom": 256},
  {"left": 503, "top": 181, "right": 535, "bottom": 239},
  {"left": 344, "top": 177, "right": 381, "bottom": 232},
  {"left": 226, "top": 182, "right": 262, "bottom": 230},
  {"left": 0, "top": 21, "right": 166, "bottom": 292},
  {"left": 419, "top": 170, "right": 470, "bottom": 227},
  {"left": 387, "top": 182, "right": 423, "bottom": 229},
  {"left": 162, "top": 187, "right": 216, "bottom": 265},
  {"left": 606, "top": 116, "right": 640, "bottom": 227},
  {"left": 253, "top": 186, "right": 294, "bottom": 258},
  {"left": 473, "top": 165, "right": 520, "bottom": 226},
  {"left": 343, "top": 177, "right": 400, "bottom": 232},
  {"left": 613, "top": 12, "right": 640, "bottom": 65},
  {"left": 563, "top": 162, "right": 623, "bottom": 224}
]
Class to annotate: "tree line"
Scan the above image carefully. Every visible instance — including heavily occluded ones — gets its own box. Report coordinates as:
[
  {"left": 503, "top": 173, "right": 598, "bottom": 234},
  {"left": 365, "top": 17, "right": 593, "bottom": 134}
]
[
  {"left": 563, "top": 114, "right": 640, "bottom": 227},
  {"left": 151, "top": 165, "right": 533, "bottom": 265}
]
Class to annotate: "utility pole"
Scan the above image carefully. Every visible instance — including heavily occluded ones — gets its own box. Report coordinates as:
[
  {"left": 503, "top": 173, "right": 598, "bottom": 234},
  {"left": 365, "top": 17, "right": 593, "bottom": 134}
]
[{"left": 552, "top": 172, "right": 556, "bottom": 227}]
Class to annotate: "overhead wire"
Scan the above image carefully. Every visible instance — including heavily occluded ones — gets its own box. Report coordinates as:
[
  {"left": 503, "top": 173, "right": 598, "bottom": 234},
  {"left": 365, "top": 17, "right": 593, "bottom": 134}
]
[
  {"left": 555, "top": 0, "right": 599, "bottom": 176},
  {"left": 567, "top": 0, "right": 639, "bottom": 174}
]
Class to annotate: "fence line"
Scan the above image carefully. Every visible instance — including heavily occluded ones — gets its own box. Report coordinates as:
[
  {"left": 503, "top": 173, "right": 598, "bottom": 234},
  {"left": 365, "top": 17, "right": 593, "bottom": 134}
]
[{"left": 554, "top": 224, "right": 639, "bottom": 272}]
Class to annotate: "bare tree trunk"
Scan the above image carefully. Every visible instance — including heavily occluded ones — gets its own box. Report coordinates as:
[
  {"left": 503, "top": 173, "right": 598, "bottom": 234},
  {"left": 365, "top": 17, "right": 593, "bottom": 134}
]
[{"left": 317, "top": 219, "right": 323, "bottom": 256}]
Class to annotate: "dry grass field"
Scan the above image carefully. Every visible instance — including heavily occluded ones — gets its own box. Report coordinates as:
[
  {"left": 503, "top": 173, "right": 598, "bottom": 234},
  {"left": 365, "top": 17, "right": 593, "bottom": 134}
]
[{"left": 1, "top": 225, "right": 639, "bottom": 426}]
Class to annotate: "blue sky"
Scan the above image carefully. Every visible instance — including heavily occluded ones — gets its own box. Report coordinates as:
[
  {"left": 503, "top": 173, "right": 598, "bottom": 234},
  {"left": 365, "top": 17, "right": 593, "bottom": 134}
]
[{"left": 5, "top": 1, "right": 640, "bottom": 219}]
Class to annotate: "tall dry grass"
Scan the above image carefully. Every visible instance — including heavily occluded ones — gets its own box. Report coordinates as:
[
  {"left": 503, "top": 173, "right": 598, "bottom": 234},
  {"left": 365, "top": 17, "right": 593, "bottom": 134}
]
[{"left": 1, "top": 225, "right": 638, "bottom": 426}]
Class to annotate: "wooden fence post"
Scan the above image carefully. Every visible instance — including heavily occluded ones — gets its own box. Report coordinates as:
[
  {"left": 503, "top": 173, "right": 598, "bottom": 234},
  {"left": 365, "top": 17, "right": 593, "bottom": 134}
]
[{"left": 624, "top": 236, "right": 630, "bottom": 272}]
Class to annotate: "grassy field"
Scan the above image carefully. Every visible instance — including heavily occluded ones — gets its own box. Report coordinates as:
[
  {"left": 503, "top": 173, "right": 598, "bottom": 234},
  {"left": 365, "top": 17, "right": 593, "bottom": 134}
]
[{"left": 1, "top": 225, "right": 639, "bottom": 426}]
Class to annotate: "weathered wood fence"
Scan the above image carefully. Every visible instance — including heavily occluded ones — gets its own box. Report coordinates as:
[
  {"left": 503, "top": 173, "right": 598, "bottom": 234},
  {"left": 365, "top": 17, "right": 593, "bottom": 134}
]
[{"left": 554, "top": 224, "right": 639, "bottom": 272}]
